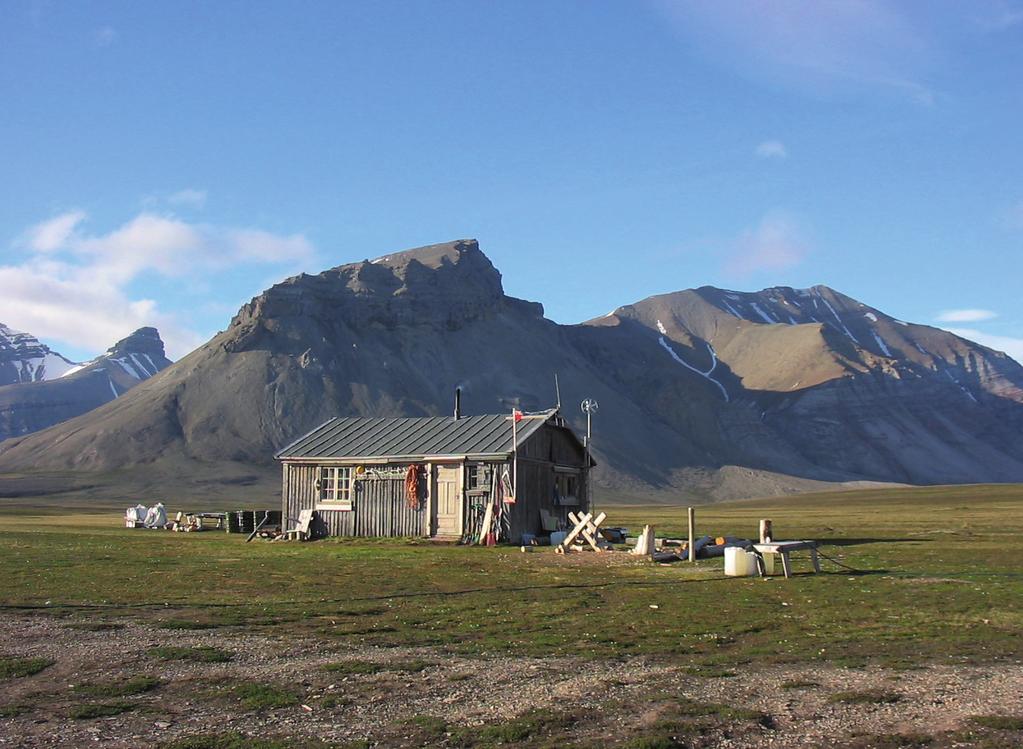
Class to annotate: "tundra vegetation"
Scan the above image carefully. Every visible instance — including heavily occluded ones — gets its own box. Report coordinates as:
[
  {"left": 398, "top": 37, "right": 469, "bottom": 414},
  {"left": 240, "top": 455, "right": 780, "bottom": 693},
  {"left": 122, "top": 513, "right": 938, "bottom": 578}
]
[{"left": 0, "top": 484, "right": 1021, "bottom": 747}]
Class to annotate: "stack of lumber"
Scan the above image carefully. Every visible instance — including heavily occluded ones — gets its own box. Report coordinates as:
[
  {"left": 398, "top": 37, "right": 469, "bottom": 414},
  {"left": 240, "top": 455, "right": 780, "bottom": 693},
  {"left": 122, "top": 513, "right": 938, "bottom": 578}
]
[{"left": 632, "top": 527, "right": 753, "bottom": 562}]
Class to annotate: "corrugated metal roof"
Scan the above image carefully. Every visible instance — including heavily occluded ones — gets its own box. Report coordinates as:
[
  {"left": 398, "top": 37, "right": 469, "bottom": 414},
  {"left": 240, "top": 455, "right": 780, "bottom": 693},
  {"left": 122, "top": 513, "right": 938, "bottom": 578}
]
[{"left": 275, "top": 410, "right": 558, "bottom": 461}]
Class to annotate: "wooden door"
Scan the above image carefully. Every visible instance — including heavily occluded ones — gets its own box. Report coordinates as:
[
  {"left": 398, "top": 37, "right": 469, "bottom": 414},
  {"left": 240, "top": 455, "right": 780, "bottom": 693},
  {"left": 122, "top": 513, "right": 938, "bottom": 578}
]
[{"left": 433, "top": 465, "right": 461, "bottom": 537}]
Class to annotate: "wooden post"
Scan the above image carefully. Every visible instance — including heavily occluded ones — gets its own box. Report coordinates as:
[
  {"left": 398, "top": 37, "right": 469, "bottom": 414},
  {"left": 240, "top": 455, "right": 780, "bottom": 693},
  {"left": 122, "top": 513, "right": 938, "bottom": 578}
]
[
  {"left": 687, "top": 506, "right": 695, "bottom": 564},
  {"left": 759, "top": 519, "right": 773, "bottom": 544}
]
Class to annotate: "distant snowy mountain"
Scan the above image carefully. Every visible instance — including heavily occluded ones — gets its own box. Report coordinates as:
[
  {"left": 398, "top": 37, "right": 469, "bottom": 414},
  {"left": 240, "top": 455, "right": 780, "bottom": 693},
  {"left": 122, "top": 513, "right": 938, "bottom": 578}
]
[
  {"left": 0, "top": 323, "right": 79, "bottom": 385},
  {"left": 0, "top": 327, "right": 172, "bottom": 442}
]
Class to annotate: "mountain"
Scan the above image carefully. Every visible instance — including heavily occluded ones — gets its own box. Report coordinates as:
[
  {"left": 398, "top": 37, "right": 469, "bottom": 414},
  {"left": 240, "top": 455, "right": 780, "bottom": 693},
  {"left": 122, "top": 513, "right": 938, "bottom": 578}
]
[
  {"left": 592, "top": 285, "right": 1023, "bottom": 488},
  {"left": 0, "top": 324, "right": 79, "bottom": 384},
  {"left": 0, "top": 327, "right": 172, "bottom": 442},
  {"left": 0, "top": 239, "right": 1020, "bottom": 503}
]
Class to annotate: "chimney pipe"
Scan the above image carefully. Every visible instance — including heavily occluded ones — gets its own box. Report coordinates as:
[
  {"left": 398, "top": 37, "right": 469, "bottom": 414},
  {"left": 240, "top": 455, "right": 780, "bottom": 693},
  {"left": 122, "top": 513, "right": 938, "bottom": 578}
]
[{"left": 454, "top": 387, "right": 462, "bottom": 420}]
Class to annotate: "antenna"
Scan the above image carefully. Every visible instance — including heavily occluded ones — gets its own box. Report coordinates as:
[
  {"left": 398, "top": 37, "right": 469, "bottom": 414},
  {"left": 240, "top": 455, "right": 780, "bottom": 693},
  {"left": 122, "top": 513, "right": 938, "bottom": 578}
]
[
  {"left": 580, "top": 398, "right": 598, "bottom": 446},
  {"left": 580, "top": 397, "right": 598, "bottom": 514},
  {"left": 554, "top": 373, "right": 562, "bottom": 410}
]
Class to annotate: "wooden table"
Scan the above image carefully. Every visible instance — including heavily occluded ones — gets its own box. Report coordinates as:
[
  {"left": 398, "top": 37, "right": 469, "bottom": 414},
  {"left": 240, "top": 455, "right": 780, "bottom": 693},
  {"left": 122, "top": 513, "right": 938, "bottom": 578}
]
[
  {"left": 187, "top": 512, "right": 227, "bottom": 531},
  {"left": 753, "top": 540, "right": 820, "bottom": 578}
]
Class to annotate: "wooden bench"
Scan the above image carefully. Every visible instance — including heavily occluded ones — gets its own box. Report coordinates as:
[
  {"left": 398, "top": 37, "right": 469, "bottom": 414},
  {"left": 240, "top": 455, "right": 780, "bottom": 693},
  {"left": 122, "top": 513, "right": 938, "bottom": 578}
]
[{"left": 753, "top": 540, "right": 820, "bottom": 578}]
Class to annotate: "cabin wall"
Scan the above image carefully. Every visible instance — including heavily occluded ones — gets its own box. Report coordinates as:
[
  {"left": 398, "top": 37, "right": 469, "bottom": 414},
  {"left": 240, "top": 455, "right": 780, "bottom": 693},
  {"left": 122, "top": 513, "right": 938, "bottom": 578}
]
[
  {"left": 505, "top": 423, "right": 591, "bottom": 543},
  {"left": 282, "top": 463, "right": 425, "bottom": 538},
  {"left": 516, "top": 423, "right": 586, "bottom": 465},
  {"left": 280, "top": 420, "right": 589, "bottom": 543}
]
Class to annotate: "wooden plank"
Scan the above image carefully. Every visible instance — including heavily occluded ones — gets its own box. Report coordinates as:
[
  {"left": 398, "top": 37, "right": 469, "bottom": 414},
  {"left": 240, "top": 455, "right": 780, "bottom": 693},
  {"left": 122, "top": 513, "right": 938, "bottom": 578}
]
[
  {"left": 688, "top": 507, "right": 695, "bottom": 565},
  {"left": 632, "top": 525, "right": 655, "bottom": 556},
  {"left": 559, "top": 511, "right": 593, "bottom": 548},
  {"left": 477, "top": 501, "right": 494, "bottom": 545},
  {"left": 245, "top": 514, "right": 271, "bottom": 543}
]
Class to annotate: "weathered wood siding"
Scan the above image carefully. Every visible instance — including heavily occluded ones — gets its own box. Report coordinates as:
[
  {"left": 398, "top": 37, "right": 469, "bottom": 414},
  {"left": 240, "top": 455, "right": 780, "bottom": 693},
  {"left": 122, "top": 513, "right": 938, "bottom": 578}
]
[
  {"left": 508, "top": 459, "right": 554, "bottom": 541},
  {"left": 506, "top": 423, "right": 590, "bottom": 542},
  {"left": 517, "top": 423, "right": 586, "bottom": 466},
  {"left": 282, "top": 463, "right": 426, "bottom": 538},
  {"left": 280, "top": 420, "right": 589, "bottom": 543}
]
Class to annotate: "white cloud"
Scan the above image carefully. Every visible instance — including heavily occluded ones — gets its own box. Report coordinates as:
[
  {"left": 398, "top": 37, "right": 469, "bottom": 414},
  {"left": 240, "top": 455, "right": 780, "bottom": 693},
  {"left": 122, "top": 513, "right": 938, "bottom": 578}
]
[
  {"left": 755, "top": 140, "right": 787, "bottom": 159},
  {"left": 167, "top": 188, "right": 208, "bottom": 208},
  {"left": 655, "top": 0, "right": 935, "bottom": 104},
  {"left": 0, "top": 210, "right": 317, "bottom": 359},
  {"left": 936, "top": 309, "right": 999, "bottom": 323},
  {"left": 945, "top": 327, "right": 1023, "bottom": 364},
  {"left": 724, "top": 212, "right": 811, "bottom": 276},
  {"left": 23, "top": 210, "right": 87, "bottom": 252}
]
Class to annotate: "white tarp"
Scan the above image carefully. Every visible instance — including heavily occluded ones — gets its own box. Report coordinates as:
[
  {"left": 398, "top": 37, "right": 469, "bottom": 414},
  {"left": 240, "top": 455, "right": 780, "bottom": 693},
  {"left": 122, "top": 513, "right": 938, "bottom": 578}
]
[
  {"left": 125, "top": 504, "right": 147, "bottom": 523},
  {"left": 143, "top": 502, "right": 167, "bottom": 528}
]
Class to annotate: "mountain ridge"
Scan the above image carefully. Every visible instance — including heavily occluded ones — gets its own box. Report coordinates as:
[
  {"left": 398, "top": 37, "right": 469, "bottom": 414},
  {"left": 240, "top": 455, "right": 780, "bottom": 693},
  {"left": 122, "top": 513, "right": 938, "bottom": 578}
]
[
  {"left": 1, "top": 239, "right": 1020, "bottom": 502},
  {"left": 0, "top": 324, "right": 79, "bottom": 385},
  {"left": 0, "top": 327, "right": 173, "bottom": 442}
]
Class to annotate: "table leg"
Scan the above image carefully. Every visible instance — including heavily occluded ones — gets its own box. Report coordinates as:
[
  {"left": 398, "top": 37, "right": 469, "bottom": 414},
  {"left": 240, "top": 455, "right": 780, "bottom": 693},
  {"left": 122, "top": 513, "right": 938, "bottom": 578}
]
[
  {"left": 811, "top": 548, "right": 821, "bottom": 573},
  {"left": 781, "top": 552, "right": 793, "bottom": 578},
  {"left": 755, "top": 552, "right": 766, "bottom": 576}
]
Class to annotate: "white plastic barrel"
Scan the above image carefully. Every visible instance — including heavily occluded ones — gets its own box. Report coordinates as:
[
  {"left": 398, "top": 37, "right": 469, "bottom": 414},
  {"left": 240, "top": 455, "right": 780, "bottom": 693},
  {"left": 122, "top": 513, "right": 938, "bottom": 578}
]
[{"left": 724, "top": 546, "right": 749, "bottom": 576}]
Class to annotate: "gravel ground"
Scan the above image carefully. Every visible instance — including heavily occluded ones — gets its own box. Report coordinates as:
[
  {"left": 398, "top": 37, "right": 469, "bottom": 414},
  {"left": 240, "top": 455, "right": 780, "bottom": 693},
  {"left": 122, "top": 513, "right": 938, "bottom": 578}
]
[{"left": 0, "top": 614, "right": 1020, "bottom": 747}]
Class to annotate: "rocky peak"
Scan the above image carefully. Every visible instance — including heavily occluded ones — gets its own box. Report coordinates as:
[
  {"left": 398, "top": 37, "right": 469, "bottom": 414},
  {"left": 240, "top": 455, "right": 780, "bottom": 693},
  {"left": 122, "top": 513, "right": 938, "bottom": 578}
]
[
  {"left": 106, "top": 327, "right": 168, "bottom": 360},
  {"left": 88, "top": 327, "right": 173, "bottom": 380},
  {"left": 0, "top": 323, "right": 78, "bottom": 384},
  {"left": 229, "top": 239, "right": 536, "bottom": 347}
]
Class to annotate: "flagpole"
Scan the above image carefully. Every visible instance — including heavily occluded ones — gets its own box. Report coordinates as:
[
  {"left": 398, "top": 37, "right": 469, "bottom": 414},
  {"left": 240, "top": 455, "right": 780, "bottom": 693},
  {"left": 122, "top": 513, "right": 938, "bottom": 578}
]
[{"left": 512, "top": 409, "right": 518, "bottom": 500}]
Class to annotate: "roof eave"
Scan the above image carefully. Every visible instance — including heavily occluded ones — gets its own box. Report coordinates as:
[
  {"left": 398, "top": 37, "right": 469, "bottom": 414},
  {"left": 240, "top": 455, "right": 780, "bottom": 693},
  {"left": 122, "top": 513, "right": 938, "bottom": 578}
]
[{"left": 277, "top": 451, "right": 513, "bottom": 463}]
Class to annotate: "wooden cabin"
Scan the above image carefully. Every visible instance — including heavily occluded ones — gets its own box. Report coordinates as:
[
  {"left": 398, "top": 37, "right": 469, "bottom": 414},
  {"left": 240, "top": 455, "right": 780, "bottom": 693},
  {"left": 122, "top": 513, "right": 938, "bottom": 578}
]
[{"left": 275, "top": 409, "right": 593, "bottom": 543}]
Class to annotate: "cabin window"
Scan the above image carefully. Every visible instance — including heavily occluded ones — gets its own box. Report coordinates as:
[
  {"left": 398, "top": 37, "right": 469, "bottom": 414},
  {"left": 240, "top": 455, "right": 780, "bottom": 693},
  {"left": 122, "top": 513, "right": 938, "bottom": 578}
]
[
  {"left": 466, "top": 464, "right": 492, "bottom": 495},
  {"left": 319, "top": 466, "right": 352, "bottom": 505},
  {"left": 554, "top": 471, "right": 580, "bottom": 506}
]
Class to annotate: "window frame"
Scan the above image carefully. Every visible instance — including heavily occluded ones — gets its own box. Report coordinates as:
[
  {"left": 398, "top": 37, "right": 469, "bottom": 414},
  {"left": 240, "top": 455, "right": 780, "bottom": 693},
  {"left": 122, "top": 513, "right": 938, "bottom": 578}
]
[{"left": 317, "top": 466, "right": 353, "bottom": 510}]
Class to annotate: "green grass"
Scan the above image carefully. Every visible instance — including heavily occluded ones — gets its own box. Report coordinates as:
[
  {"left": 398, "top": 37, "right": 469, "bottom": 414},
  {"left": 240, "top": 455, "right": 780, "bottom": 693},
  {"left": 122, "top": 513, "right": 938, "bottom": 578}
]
[
  {"left": 827, "top": 688, "right": 902, "bottom": 705},
  {"left": 403, "top": 710, "right": 580, "bottom": 747},
  {"left": 160, "top": 733, "right": 340, "bottom": 749},
  {"left": 781, "top": 679, "right": 820, "bottom": 689},
  {"left": 65, "top": 620, "right": 125, "bottom": 631},
  {"left": 968, "top": 716, "right": 1023, "bottom": 731},
  {"left": 73, "top": 675, "right": 160, "bottom": 697},
  {"left": 0, "top": 484, "right": 1022, "bottom": 671},
  {"left": 322, "top": 658, "right": 433, "bottom": 675},
  {"left": 0, "top": 657, "right": 53, "bottom": 679},
  {"left": 158, "top": 619, "right": 218, "bottom": 630},
  {"left": 69, "top": 701, "right": 135, "bottom": 719},
  {"left": 149, "top": 645, "right": 234, "bottom": 663},
  {"left": 224, "top": 682, "right": 301, "bottom": 711},
  {"left": 843, "top": 734, "right": 934, "bottom": 748}
]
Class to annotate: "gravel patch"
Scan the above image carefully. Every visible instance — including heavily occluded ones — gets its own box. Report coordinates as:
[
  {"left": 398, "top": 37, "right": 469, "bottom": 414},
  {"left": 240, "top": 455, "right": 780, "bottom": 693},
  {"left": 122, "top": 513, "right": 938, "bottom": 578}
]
[{"left": 0, "top": 613, "right": 1020, "bottom": 747}]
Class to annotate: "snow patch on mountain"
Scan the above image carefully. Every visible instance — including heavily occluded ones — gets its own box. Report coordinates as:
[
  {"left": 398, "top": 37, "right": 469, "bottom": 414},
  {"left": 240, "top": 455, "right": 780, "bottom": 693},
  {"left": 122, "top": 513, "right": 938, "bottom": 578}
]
[
  {"left": 655, "top": 319, "right": 730, "bottom": 402},
  {"left": 0, "top": 323, "right": 80, "bottom": 384},
  {"left": 750, "top": 302, "right": 776, "bottom": 324},
  {"left": 871, "top": 331, "right": 892, "bottom": 357}
]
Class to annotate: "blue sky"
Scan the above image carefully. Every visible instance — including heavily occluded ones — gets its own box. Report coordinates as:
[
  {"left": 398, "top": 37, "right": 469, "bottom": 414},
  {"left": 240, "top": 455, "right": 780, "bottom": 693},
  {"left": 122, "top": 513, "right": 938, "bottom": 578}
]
[{"left": 1, "top": 0, "right": 1021, "bottom": 362}]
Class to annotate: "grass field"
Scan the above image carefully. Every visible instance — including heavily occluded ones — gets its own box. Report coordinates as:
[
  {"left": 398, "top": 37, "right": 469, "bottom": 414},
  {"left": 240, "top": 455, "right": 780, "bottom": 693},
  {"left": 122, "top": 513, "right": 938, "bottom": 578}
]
[
  {"left": 1, "top": 484, "right": 1022, "bottom": 747},
  {"left": 2, "top": 484, "right": 1021, "bottom": 666}
]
